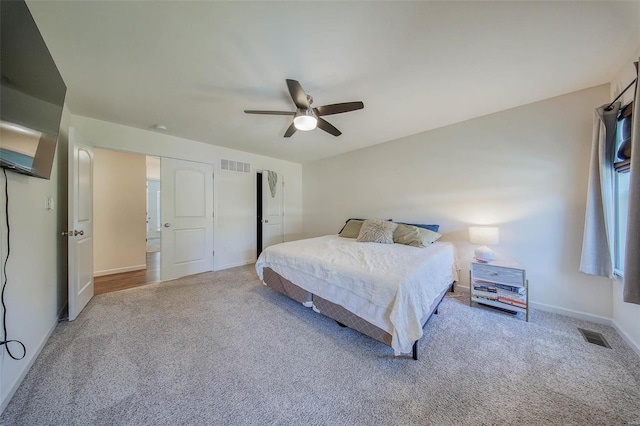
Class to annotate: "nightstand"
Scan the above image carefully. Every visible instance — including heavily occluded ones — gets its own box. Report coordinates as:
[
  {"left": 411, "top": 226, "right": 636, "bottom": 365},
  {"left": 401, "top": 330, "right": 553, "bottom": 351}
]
[{"left": 469, "top": 259, "right": 528, "bottom": 322}]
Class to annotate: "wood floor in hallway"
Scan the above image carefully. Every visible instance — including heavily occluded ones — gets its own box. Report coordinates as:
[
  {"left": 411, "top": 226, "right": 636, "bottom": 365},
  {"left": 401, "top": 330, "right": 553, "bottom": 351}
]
[{"left": 94, "top": 252, "right": 160, "bottom": 295}]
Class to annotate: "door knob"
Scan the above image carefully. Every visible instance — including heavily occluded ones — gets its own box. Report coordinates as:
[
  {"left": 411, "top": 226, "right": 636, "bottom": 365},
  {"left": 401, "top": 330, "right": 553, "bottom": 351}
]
[
  {"left": 263, "top": 219, "right": 269, "bottom": 224},
  {"left": 73, "top": 230, "right": 84, "bottom": 236},
  {"left": 164, "top": 223, "right": 171, "bottom": 228}
]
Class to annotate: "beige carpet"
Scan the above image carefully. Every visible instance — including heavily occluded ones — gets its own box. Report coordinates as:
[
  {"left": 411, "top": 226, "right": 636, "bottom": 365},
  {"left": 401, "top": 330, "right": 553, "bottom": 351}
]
[{"left": 2, "top": 265, "right": 639, "bottom": 425}]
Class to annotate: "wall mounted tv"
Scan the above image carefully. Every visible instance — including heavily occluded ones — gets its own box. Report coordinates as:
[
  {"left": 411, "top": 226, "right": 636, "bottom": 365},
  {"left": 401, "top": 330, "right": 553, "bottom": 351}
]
[{"left": 1, "top": 0, "right": 66, "bottom": 180}]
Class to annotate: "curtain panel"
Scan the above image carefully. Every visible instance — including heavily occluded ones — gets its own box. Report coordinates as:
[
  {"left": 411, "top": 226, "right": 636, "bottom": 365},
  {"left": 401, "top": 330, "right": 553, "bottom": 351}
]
[
  {"left": 623, "top": 60, "right": 640, "bottom": 305},
  {"left": 579, "top": 103, "right": 619, "bottom": 278}
]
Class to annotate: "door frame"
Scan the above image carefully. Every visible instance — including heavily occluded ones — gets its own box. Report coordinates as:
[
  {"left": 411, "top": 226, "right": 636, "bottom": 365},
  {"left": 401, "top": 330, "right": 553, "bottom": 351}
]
[
  {"left": 256, "top": 172, "right": 263, "bottom": 258},
  {"left": 256, "top": 169, "right": 284, "bottom": 255}
]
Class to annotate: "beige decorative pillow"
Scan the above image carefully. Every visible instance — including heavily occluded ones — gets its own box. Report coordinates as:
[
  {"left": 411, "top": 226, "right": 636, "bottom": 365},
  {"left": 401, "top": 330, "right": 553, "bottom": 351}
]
[
  {"left": 339, "top": 219, "right": 364, "bottom": 238},
  {"left": 356, "top": 219, "right": 398, "bottom": 244},
  {"left": 394, "top": 224, "right": 441, "bottom": 247},
  {"left": 393, "top": 224, "right": 421, "bottom": 245}
]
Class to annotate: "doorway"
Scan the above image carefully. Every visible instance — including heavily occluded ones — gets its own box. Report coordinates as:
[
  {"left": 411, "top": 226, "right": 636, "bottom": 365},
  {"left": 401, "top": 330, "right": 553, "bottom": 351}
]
[
  {"left": 256, "top": 172, "right": 263, "bottom": 259},
  {"left": 92, "top": 149, "right": 161, "bottom": 294},
  {"left": 146, "top": 155, "right": 161, "bottom": 265},
  {"left": 256, "top": 170, "right": 284, "bottom": 259}
]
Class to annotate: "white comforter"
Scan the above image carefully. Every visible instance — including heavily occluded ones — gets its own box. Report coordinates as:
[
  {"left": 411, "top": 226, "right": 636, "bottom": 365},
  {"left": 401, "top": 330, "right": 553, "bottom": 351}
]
[{"left": 255, "top": 235, "right": 458, "bottom": 355}]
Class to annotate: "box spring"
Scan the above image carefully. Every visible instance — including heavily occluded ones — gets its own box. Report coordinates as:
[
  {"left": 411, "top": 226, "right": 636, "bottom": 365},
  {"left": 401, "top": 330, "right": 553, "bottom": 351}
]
[{"left": 262, "top": 267, "right": 452, "bottom": 355}]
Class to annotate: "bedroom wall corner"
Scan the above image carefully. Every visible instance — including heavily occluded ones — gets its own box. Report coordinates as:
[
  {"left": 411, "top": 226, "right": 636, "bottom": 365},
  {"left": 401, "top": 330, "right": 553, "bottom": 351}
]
[{"left": 302, "top": 84, "right": 614, "bottom": 321}]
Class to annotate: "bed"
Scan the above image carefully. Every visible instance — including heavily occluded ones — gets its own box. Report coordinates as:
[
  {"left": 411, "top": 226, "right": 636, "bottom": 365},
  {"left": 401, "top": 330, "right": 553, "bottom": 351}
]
[{"left": 255, "top": 234, "right": 458, "bottom": 359}]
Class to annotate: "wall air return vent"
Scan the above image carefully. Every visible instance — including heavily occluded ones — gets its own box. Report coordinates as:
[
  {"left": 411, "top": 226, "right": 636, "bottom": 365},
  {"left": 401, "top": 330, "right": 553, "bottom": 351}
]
[{"left": 221, "top": 159, "right": 251, "bottom": 174}]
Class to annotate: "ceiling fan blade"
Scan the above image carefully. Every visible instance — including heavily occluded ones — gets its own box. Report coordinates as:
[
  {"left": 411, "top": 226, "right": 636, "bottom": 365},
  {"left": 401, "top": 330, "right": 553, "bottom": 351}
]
[
  {"left": 244, "top": 110, "right": 295, "bottom": 115},
  {"left": 317, "top": 118, "right": 342, "bottom": 137},
  {"left": 284, "top": 122, "right": 297, "bottom": 138},
  {"left": 314, "top": 102, "right": 364, "bottom": 116},
  {"left": 286, "top": 79, "right": 309, "bottom": 109}
]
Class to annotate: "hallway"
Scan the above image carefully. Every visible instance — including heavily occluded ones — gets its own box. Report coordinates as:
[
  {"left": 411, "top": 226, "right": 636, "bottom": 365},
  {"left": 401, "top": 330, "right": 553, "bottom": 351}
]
[{"left": 94, "top": 252, "right": 160, "bottom": 295}]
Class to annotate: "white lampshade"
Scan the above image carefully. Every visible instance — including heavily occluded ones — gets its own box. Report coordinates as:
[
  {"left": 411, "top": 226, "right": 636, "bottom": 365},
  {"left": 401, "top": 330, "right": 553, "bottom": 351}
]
[
  {"left": 293, "top": 109, "right": 318, "bottom": 131},
  {"left": 469, "top": 226, "right": 499, "bottom": 262}
]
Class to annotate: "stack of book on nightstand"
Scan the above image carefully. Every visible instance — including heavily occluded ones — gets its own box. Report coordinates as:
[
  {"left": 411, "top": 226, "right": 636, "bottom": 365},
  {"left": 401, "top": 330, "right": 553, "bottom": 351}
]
[
  {"left": 471, "top": 281, "right": 527, "bottom": 309},
  {"left": 495, "top": 283, "right": 526, "bottom": 309},
  {"left": 471, "top": 281, "right": 498, "bottom": 301}
]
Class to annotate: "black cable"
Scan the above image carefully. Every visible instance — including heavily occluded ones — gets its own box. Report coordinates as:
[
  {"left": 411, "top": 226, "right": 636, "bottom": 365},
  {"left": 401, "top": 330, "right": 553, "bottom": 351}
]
[{"left": 0, "top": 168, "right": 26, "bottom": 360}]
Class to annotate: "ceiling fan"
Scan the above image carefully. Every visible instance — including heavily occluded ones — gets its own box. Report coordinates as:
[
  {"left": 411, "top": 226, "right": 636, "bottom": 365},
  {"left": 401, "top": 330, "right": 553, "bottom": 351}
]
[{"left": 244, "top": 79, "right": 364, "bottom": 138}]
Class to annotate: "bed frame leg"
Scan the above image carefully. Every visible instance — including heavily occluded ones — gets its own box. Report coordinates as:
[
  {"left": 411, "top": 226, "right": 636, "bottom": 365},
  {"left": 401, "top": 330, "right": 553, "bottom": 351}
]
[
  {"left": 336, "top": 321, "right": 347, "bottom": 328},
  {"left": 450, "top": 282, "right": 455, "bottom": 293},
  {"left": 412, "top": 342, "right": 418, "bottom": 360},
  {"left": 434, "top": 308, "right": 439, "bottom": 315}
]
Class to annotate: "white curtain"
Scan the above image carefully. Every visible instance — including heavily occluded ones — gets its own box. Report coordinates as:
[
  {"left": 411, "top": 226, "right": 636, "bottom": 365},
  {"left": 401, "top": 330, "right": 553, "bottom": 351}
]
[
  {"left": 579, "top": 103, "right": 619, "bottom": 277},
  {"left": 623, "top": 60, "right": 639, "bottom": 305}
]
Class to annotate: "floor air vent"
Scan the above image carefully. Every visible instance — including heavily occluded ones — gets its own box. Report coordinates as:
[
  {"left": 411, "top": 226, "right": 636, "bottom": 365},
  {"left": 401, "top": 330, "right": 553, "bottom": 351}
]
[{"left": 578, "top": 328, "right": 611, "bottom": 348}]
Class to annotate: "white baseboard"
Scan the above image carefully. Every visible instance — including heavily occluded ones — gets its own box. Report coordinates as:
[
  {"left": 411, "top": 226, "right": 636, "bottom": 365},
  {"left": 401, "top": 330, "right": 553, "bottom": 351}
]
[
  {"left": 529, "top": 301, "right": 613, "bottom": 325},
  {"left": 611, "top": 319, "right": 640, "bottom": 358},
  {"left": 214, "top": 259, "right": 254, "bottom": 271},
  {"left": 93, "top": 264, "right": 146, "bottom": 277},
  {"left": 1, "top": 318, "right": 58, "bottom": 414}
]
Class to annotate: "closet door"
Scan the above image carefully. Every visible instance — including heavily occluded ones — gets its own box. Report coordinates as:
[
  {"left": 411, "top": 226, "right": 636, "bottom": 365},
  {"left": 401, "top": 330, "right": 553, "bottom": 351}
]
[{"left": 161, "top": 158, "right": 214, "bottom": 281}]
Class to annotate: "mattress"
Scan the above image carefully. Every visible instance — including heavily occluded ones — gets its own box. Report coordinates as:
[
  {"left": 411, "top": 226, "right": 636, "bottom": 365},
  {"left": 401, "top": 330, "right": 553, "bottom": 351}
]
[{"left": 256, "top": 235, "right": 458, "bottom": 354}]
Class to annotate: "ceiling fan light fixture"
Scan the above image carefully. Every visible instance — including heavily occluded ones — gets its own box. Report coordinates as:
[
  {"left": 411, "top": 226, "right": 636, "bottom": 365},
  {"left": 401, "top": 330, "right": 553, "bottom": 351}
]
[{"left": 293, "top": 109, "right": 317, "bottom": 131}]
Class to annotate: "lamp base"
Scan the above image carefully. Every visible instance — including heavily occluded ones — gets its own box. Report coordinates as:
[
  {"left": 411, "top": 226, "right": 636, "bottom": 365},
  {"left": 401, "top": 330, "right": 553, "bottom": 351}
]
[{"left": 474, "top": 245, "right": 495, "bottom": 263}]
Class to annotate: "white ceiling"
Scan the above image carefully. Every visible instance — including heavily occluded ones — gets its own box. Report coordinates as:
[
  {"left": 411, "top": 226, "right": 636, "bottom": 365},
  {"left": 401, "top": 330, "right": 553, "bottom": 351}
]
[{"left": 27, "top": 1, "right": 639, "bottom": 164}]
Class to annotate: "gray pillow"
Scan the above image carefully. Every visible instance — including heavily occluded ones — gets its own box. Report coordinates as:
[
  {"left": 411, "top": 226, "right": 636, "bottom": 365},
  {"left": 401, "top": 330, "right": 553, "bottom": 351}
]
[
  {"left": 394, "top": 224, "right": 441, "bottom": 247},
  {"left": 356, "top": 219, "right": 398, "bottom": 244},
  {"left": 339, "top": 219, "right": 364, "bottom": 238}
]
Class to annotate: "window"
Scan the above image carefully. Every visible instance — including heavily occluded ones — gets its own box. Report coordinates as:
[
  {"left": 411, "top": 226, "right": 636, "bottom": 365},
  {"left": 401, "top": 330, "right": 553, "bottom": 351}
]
[{"left": 613, "top": 102, "right": 632, "bottom": 274}]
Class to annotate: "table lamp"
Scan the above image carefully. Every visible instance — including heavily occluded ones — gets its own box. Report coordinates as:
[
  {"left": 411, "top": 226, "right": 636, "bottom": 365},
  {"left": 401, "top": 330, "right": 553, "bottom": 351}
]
[{"left": 469, "top": 226, "right": 499, "bottom": 262}]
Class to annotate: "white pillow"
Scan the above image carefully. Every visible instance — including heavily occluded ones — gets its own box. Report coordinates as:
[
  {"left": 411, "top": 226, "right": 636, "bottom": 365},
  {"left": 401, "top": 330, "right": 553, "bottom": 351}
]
[{"left": 356, "top": 219, "right": 398, "bottom": 244}]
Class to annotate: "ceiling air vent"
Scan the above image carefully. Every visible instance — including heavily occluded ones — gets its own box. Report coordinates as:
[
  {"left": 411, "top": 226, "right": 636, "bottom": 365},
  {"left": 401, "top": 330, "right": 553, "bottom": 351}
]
[{"left": 578, "top": 328, "right": 611, "bottom": 349}]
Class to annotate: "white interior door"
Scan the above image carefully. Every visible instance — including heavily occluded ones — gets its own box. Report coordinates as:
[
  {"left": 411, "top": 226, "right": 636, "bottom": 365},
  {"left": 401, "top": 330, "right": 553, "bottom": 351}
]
[
  {"left": 161, "top": 158, "right": 213, "bottom": 281},
  {"left": 68, "top": 127, "right": 94, "bottom": 321},
  {"left": 262, "top": 171, "right": 284, "bottom": 249}
]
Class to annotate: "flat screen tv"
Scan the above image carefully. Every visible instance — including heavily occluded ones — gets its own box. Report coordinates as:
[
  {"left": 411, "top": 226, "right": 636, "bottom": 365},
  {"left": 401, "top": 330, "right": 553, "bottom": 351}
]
[{"left": 1, "top": 0, "right": 66, "bottom": 180}]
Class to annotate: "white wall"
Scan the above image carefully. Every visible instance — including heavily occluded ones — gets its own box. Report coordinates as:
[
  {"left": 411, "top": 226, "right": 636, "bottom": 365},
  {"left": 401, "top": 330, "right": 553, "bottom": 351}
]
[
  {"left": 610, "top": 49, "right": 640, "bottom": 354},
  {"left": 93, "top": 148, "right": 147, "bottom": 276},
  {"left": 303, "top": 85, "right": 613, "bottom": 320},
  {"left": 0, "top": 105, "right": 70, "bottom": 412},
  {"left": 69, "top": 115, "right": 303, "bottom": 271}
]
